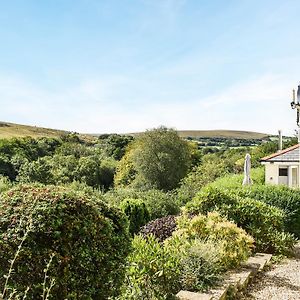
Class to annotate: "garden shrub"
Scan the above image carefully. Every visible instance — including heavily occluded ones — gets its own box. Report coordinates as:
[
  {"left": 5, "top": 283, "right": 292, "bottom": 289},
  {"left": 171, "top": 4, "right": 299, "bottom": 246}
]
[
  {"left": 120, "top": 213, "right": 250, "bottom": 299},
  {"left": 139, "top": 215, "right": 177, "bottom": 243},
  {"left": 207, "top": 170, "right": 300, "bottom": 238},
  {"left": 119, "top": 234, "right": 180, "bottom": 300},
  {"left": 0, "top": 185, "right": 131, "bottom": 299},
  {"left": 120, "top": 198, "right": 150, "bottom": 235},
  {"left": 186, "top": 186, "right": 296, "bottom": 254},
  {"left": 104, "top": 188, "right": 180, "bottom": 220},
  {"left": 208, "top": 167, "right": 265, "bottom": 189},
  {"left": 234, "top": 184, "right": 300, "bottom": 238},
  {"left": 173, "top": 212, "right": 254, "bottom": 269},
  {"left": 178, "top": 240, "right": 222, "bottom": 292},
  {"left": 176, "top": 159, "right": 228, "bottom": 205}
]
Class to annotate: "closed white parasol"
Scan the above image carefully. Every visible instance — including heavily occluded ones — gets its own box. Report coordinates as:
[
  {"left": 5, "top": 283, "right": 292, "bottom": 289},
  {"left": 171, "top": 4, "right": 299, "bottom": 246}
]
[{"left": 242, "top": 153, "right": 252, "bottom": 185}]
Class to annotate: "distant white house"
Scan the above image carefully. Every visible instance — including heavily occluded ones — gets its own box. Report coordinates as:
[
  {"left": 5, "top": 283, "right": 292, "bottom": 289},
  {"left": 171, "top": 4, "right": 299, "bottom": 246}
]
[{"left": 261, "top": 144, "right": 300, "bottom": 188}]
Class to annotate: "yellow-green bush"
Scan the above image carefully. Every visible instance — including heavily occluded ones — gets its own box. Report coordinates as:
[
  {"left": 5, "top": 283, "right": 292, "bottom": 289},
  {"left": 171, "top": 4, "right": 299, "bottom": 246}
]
[{"left": 173, "top": 212, "right": 254, "bottom": 269}]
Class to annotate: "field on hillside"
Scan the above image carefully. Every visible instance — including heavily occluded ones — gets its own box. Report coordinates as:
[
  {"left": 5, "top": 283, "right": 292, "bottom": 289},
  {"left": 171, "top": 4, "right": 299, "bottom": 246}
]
[
  {"left": 0, "top": 121, "right": 275, "bottom": 148},
  {"left": 0, "top": 121, "right": 95, "bottom": 142},
  {"left": 0, "top": 121, "right": 67, "bottom": 138}
]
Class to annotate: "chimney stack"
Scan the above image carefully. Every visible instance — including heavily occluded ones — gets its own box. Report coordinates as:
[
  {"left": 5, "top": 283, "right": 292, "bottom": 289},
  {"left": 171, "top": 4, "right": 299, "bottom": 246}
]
[{"left": 278, "top": 130, "right": 282, "bottom": 151}]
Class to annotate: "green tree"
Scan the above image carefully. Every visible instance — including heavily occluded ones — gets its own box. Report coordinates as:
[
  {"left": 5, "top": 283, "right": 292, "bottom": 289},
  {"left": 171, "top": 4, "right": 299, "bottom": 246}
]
[{"left": 115, "top": 127, "right": 191, "bottom": 191}]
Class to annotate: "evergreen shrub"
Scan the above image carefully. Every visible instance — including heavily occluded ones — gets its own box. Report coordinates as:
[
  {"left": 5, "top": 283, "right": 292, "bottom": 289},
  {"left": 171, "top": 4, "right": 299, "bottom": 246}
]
[
  {"left": 120, "top": 198, "right": 150, "bottom": 235},
  {"left": 235, "top": 185, "right": 300, "bottom": 238},
  {"left": 173, "top": 212, "right": 254, "bottom": 269},
  {"left": 0, "top": 185, "right": 130, "bottom": 299},
  {"left": 186, "top": 186, "right": 296, "bottom": 254},
  {"left": 104, "top": 188, "right": 180, "bottom": 220},
  {"left": 119, "top": 235, "right": 180, "bottom": 300}
]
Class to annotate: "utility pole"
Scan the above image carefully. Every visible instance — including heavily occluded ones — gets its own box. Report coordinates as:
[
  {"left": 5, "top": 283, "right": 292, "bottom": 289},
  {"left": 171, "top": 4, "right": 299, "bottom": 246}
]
[{"left": 290, "top": 85, "right": 300, "bottom": 188}]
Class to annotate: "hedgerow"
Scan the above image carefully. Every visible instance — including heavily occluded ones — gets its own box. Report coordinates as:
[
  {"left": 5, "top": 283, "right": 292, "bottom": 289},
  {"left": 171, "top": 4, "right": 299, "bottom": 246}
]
[{"left": 186, "top": 186, "right": 296, "bottom": 254}]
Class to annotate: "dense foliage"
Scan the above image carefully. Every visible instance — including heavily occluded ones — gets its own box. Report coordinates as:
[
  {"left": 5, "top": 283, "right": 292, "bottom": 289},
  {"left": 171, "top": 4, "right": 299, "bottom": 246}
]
[
  {"left": 172, "top": 212, "right": 254, "bottom": 269},
  {"left": 115, "top": 127, "right": 191, "bottom": 191},
  {"left": 0, "top": 185, "right": 131, "bottom": 299},
  {"left": 235, "top": 185, "right": 300, "bottom": 238},
  {"left": 208, "top": 172, "right": 300, "bottom": 238},
  {"left": 120, "top": 198, "right": 150, "bottom": 235},
  {"left": 120, "top": 212, "right": 253, "bottom": 299},
  {"left": 104, "top": 188, "right": 180, "bottom": 220},
  {"left": 0, "top": 137, "right": 62, "bottom": 180},
  {"left": 0, "top": 129, "right": 297, "bottom": 299},
  {"left": 139, "top": 215, "right": 177, "bottom": 243},
  {"left": 97, "top": 134, "right": 133, "bottom": 160},
  {"left": 186, "top": 186, "right": 296, "bottom": 254},
  {"left": 0, "top": 136, "right": 119, "bottom": 190},
  {"left": 119, "top": 235, "right": 180, "bottom": 300}
]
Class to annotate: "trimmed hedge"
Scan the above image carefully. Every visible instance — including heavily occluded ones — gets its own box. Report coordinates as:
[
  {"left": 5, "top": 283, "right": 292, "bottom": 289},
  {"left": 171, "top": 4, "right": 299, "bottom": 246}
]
[
  {"left": 186, "top": 186, "right": 295, "bottom": 254},
  {"left": 235, "top": 185, "right": 300, "bottom": 238},
  {"left": 0, "top": 185, "right": 130, "bottom": 299},
  {"left": 209, "top": 173, "right": 300, "bottom": 238}
]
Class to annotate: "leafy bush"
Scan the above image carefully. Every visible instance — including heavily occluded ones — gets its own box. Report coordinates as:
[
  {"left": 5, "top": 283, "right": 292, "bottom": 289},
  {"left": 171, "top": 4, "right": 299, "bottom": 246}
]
[
  {"left": 119, "top": 235, "right": 180, "bottom": 300},
  {"left": 18, "top": 154, "right": 117, "bottom": 190},
  {"left": 0, "top": 137, "right": 62, "bottom": 181},
  {"left": 208, "top": 167, "right": 265, "bottom": 189},
  {"left": 18, "top": 157, "right": 54, "bottom": 184},
  {"left": 120, "top": 198, "right": 150, "bottom": 235},
  {"left": 0, "top": 175, "right": 12, "bottom": 194},
  {"left": 99, "top": 158, "right": 117, "bottom": 190},
  {"left": 0, "top": 185, "right": 130, "bottom": 299},
  {"left": 120, "top": 213, "right": 250, "bottom": 299},
  {"left": 104, "top": 188, "right": 180, "bottom": 220},
  {"left": 234, "top": 184, "right": 300, "bottom": 238},
  {"left": 178, "top": 240, "right": 222, "bottom": 292},
  {"left": 174, "top": 212, "right": 254, "bottom": 269},
  {"left": 139, "top": 215, "right": 177, "bottom": 243},
  {"left": 208, "top": 171, "right": 300, "bottom": 238},
  {"left": 186, "top": 186, "right": 295, "bottom": 254},
  {"left": 176, "top": 159, "right": 228, "bottom": 205}
]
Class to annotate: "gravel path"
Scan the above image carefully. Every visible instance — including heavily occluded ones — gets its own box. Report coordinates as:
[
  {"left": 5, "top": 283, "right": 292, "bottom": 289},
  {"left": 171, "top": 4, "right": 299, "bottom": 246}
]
[{"left": 241, "top": 245, "right": 300, "bottom": 300}]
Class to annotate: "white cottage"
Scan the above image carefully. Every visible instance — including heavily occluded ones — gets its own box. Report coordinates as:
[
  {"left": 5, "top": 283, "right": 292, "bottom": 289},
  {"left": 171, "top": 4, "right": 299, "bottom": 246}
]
[{"left": 261, "top": 144, "right": 300, "bottom": 188}]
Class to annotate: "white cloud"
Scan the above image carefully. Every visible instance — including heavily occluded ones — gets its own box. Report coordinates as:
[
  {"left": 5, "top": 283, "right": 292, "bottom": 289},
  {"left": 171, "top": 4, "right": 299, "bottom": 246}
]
[{"left": 0, "top": 73, "right": 297, "bottom": 136}]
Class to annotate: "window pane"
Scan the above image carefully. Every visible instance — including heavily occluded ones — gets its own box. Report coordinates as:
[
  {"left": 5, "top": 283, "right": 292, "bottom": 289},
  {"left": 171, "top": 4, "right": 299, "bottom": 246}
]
[{"left": 279, "top": 168, "right": 288, "bottom": 176}]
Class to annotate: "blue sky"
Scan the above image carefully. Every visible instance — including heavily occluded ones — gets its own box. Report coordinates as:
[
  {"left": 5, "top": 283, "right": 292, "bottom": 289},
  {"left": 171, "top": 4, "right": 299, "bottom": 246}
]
[{"left": 0, "top": 0, "right": 300, "bottom": 135}]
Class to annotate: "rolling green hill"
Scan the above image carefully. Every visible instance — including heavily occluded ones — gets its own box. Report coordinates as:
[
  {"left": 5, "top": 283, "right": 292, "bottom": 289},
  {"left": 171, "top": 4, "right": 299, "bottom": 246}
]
[
  {"left": 0, "top": 121, "right": 271, "bottom": 141},
  {"left": 0, "top": 121, "right": 95, "bottom": 141},
  {"left": 0, "top": 121, "right": 67, "bottom": 139},
  {"left": 130, "top": 130, "right": 271, "bottom": 140},
  {"left": 176, "top": 130, "right": 270, "bottom": 140}
]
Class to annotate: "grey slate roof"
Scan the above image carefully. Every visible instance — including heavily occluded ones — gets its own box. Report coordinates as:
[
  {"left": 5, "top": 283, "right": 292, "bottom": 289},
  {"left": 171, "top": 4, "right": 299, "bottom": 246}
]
[
  {"left": 261, "top": 144, "right": 300, "bottom": 162},
  {"left": 268, "top": 148, "right": 300, "bottom": 162}
]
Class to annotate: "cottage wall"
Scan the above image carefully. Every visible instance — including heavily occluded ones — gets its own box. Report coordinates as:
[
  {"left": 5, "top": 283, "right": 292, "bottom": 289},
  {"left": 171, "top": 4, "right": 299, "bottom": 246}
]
[{"left": 265, "top": 163, "right": 278, "bottom": 185}]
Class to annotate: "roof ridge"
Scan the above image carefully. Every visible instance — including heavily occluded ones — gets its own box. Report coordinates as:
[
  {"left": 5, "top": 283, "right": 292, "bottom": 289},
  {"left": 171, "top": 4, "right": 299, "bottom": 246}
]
[{"left": 260, "top": 143, "right": 299, "bottom": 161}]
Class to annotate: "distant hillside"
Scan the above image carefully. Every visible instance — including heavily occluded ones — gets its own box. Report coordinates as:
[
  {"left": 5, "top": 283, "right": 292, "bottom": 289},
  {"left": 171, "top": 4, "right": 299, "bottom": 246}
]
[
  {"left": 130, "top": 130, "right": 270, "bottom": 140},
  {"left": 176, "top": 130, "right": 270, "bottom": 140},
  {"left": 0, "top": 121, "right": 271, "bottom": 142},
  {"left": 0, "top": 121, "right": 94, "bottom": 141}
]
